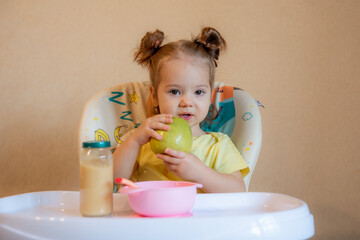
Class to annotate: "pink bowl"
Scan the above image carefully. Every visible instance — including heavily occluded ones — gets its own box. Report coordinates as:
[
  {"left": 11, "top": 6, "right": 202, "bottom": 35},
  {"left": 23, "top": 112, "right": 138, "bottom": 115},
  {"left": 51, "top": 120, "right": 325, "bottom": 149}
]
[{"left": 119, "top": 181, "right": 202, "bottom": 217}]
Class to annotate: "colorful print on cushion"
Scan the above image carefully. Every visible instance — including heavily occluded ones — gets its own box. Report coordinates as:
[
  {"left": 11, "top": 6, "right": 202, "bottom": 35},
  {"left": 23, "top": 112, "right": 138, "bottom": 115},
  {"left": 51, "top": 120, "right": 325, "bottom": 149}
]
[{"left": 200, "top": 86, "right": 236, "bottom": 137}]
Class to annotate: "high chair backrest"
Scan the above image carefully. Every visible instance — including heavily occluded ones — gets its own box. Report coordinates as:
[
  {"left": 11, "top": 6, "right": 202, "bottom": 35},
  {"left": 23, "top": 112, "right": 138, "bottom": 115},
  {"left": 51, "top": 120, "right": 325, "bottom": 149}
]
[{"left": 78, "top": 81, "right": 263, "bottom": 190}]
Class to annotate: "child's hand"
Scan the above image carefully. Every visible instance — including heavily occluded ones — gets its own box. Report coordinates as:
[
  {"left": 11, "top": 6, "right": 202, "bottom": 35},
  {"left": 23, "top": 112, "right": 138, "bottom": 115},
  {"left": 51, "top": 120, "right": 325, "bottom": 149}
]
[
  {"left": 129, "top": 114, "right": 173, "bottom": 147},
  {"left": 156, "top": 148, "right": 207, "bottom": 182}
]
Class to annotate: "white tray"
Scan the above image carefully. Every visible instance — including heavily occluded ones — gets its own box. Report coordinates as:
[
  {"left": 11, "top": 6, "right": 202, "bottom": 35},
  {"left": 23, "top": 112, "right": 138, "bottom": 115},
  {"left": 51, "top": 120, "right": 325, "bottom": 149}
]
[{"left": 0, "top": 191, "right": 314, "bottom": 240}]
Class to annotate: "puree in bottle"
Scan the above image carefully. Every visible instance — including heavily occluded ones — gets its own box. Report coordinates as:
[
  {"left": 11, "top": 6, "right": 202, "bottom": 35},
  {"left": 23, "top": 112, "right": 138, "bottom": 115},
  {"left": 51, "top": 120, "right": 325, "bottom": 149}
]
[{"left": 80, "top": 158, "right": 113, "bottom": 216}]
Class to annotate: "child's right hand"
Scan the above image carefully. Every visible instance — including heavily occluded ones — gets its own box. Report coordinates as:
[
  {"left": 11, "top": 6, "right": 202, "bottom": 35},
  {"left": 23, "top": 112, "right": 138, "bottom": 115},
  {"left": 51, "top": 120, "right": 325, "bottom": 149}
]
[{"left": 128, "top": 114, "right": 173, "bottom": 147}]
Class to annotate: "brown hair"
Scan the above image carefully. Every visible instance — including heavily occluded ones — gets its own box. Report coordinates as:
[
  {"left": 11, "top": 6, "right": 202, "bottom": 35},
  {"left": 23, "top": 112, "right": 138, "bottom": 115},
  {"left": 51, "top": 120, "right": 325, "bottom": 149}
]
[{"left": 134, "top": 27, "right": 226, "bottom": 93}]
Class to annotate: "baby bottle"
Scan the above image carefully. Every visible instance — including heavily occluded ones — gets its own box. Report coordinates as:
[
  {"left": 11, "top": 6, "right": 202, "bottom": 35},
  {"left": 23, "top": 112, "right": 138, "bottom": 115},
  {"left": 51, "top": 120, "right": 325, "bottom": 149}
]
[{"left": 80, "top": 141, "right": 113, "bottom": 217}]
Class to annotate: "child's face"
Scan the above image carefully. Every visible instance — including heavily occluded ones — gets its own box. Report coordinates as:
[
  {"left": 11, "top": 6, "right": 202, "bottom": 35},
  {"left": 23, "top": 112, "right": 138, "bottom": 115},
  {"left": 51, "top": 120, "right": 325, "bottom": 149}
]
[{"left": 152, "top": 58, "right": 211, "bottom": 137}]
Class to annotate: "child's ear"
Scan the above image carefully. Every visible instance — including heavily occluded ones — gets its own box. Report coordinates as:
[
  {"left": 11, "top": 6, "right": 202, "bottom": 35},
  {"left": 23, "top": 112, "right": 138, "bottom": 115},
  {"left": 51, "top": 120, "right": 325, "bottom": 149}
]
[{"left": 150, "top": 86, "right": 159, "bottom": 107}]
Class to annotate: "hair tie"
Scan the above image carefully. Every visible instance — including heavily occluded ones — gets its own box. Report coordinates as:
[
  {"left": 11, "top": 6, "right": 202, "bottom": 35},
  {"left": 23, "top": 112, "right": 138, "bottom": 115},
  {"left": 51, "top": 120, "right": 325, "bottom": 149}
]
[
  {"left": 195, "top": 39, "right": 209, "bottom": 48},
  {"left": 152, "top": 40, "right": 161, "bottom": 49}
]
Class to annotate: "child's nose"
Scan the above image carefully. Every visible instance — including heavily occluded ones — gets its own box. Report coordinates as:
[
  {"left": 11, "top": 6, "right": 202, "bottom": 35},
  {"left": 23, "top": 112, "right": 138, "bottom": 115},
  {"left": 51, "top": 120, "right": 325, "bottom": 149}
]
[{"left": 179, "top": 95, "right": 193, "bottom": 107}]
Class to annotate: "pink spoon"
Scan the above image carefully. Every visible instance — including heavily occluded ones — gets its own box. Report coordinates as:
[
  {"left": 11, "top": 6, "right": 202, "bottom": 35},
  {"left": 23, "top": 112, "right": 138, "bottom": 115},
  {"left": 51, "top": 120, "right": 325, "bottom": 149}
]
[{"left": 115, "top": 178, "right": 139, "bottom": 188}]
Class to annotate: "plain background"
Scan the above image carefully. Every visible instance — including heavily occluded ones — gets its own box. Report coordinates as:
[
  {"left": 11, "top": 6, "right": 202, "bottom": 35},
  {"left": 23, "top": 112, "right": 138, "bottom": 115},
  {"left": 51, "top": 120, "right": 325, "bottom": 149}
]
[{"left": 1, "top": 0, "right": 359, "bottom": 239}]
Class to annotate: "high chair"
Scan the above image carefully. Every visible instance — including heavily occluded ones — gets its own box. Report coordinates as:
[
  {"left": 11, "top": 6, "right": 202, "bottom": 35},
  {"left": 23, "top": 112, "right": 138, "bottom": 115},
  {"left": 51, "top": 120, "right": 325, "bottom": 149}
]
[
  {"left": 0, "top": 85, "right": 315, "bottom": 239},
  {"left": 78, "top": 81, "right": 263, "bottom": 190}
]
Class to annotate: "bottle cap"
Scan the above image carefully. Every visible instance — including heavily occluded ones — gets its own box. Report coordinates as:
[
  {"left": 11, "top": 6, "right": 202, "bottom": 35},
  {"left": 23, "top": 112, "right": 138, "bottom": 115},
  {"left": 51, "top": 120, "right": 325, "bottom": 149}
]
[{"left": 82, "top": 141, "right": 111, "bottom": 148}]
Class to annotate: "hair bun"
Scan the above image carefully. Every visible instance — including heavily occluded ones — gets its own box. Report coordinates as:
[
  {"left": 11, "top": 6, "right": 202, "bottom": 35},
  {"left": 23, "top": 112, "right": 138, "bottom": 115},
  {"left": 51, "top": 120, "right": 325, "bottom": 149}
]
[
  {"left": 134, "top": 29, "right": 165, "bottom": 66},
  {"left": 194, "top": 27, "right": 226, "bottom": 66}
]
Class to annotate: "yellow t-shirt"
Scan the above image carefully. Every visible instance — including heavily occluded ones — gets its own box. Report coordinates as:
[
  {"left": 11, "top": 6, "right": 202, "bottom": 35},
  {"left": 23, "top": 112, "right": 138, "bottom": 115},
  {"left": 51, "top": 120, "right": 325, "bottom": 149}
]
[{"left": 131, "top": 132, "right": 249, "bottom": 182}]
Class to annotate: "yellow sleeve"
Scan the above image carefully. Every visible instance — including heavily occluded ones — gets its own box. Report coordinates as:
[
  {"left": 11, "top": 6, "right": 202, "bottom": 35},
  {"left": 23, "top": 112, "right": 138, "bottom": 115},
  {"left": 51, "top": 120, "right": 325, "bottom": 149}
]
[{"left": 214, "top": 136, "right": 249, "bottom": 178}]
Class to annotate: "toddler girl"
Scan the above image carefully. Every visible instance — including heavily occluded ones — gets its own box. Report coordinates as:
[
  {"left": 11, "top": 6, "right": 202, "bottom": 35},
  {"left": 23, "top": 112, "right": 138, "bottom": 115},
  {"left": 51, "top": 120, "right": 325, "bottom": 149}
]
[{"left": 113, "top": 27, "right": 249, "bottom": 193}]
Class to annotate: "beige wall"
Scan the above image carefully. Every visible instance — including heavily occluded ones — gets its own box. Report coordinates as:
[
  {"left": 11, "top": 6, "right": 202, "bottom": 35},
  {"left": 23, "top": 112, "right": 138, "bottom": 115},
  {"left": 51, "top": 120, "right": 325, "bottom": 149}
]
[{"left": 1, "top": 0, "right": 359, "bottom": 239}]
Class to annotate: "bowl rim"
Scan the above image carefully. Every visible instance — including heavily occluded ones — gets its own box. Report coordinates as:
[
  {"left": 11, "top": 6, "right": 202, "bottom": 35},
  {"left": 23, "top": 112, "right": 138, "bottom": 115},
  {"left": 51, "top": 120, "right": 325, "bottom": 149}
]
[{"left": 119, "top": 180, "right": 202, "bottom": 194}]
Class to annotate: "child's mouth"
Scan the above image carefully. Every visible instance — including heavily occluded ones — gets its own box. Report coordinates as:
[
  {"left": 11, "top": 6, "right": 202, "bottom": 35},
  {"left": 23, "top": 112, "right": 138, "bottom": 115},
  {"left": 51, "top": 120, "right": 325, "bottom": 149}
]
[{"left": 179, "top": 114, "right": 192, "bottom": 121}]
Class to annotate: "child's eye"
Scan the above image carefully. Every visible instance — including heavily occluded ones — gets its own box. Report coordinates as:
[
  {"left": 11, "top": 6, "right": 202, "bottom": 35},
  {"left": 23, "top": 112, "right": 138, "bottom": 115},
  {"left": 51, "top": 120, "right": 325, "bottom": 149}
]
[
  {"left": 195, "top": 90, "right": 205, "bottom": 95},
  {"left": 169, "top": 89, "right": 180, "bottom": 95}
]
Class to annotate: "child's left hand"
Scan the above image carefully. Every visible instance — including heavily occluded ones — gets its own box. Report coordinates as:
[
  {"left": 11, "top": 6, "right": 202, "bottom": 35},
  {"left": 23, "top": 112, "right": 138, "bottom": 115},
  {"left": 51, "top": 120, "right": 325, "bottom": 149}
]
[{"left": 156, "top": 148, "right": 207, "bottom": 182}]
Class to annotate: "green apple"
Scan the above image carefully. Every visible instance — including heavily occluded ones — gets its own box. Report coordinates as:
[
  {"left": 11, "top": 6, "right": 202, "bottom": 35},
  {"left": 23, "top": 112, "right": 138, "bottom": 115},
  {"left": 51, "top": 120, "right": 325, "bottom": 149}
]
[{"left": 150, "top": 117, "right": 193, "bottom": 154}]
